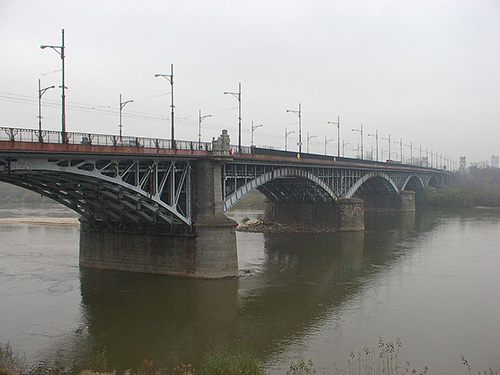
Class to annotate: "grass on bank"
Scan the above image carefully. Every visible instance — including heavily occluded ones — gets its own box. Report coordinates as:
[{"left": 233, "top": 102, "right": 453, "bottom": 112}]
[{"left": 1, "top": 340, "right": 499, "bottom": 375}]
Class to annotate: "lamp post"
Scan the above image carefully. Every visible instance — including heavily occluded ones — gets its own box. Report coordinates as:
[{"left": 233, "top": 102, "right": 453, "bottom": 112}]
[
  {"left": 342, "top": 141, "right": 350, "bottom": 157},
  {"left": 251, "top": 121, "right": 263, "bottom": 147},
  {"left": 306, "top": 132, "right": 316, "bottom": 153},
  {"left": 404, "top": 142, "right": 413, "bottom": 165},
  {"left": 327, "top": 116, "right": 340, "bottom": 157},
  {"left": 368, "top": 130, "right": 379, "bottom": 161},
  {"left": 198, "top": 110, "right": 212, "bottom": 148},
  {"left": 224, "top": 83, "right": 242, "bottom": 153},
  {"left": 41, "top": 28, "right": 66, "bottom": 143},
  {"left": 37, "top": 79, "right": 55, "bottom": 141},
  {"left": 394, "top": 138, "right": 403, "bottom": 163},
  {"left": 381, "top": 134, "right": 391, "bottom": 162},
  {"left": 285, "top": 128, "right": 295, "bottom": 151},
  {"left": 119, "top": 94, "right": 134, "bottom": 141},
  {"left": 351, "top": 124, "right": 364, "bottom": 159},
  {"left": 324, "top": 136, "right": 335, "bottom": 156},
  {"left": 286, "top": 103, "right": 302, "bottom": 155},
  {"left": 155, "top": 64, "right": 175, "bottom": 149}
]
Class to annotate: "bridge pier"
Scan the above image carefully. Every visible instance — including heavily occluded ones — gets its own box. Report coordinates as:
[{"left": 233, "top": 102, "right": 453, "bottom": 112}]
[
  {"left": 263, "top": 198, "right": 364, "bottom": 231},
  {"left": 400, "top": 190, "right": 416, "bottom": 212}
]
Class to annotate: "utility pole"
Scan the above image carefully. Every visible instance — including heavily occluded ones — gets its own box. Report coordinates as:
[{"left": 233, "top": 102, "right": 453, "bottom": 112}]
[
  {"left": 224, "top": 83, "right": 242, "bottom": 153},
  {"left": 342, "top": 141, "right": 350, "bottom": 157},
  {"left": 198, "top": 110, "right": 212, "bottom": 148},
  {"left": 381, "top": 134, "right": 391, "bottom": 162},
  {"left": 155, "top": 64, "right": 175, "bottom": 148},
  {"left": 286, "top": 103, "right": 302, "bottom": 155},
  {"left": 37, "top": 79, "right": 55, "bottom": 142},
  {"left": 41, "top": 29, "right": 66, "bottom": 143},
  {"left": 307, "top": 132, "right": 316, "bottom": 153},
  {"left": 285, "top": 128, "right": 295, "bottom": 151},
  {"left": 327, "top": 116, "right": 341, "bottom": 157},
  {"left": 325, "top": 136, "right": 335, "bottom": 155},
  {"left": 119, "top": 94, "right": 133, "bottom": 141},
  {"left": 352, "top": 124, "right": 364, "bottom": 159},
  {"left": 368, "top": 130, "right": 379, "bottom": 161},
  {"left": 251, "top": 121, "right": 263, "bottom": 147}
]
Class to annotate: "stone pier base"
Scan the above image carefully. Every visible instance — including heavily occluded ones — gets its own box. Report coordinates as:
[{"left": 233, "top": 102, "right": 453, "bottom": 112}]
[
  {"left": 263, "top": 198, "right": 364, "bottom": 232},
  {"left": 79, "top": 221, "right": 238, "bottom": 278},
  {"left": 400, "top": 190, "right": 416, "bottom": 212}
]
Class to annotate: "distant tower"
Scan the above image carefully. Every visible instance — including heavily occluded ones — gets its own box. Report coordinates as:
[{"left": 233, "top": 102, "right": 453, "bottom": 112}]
[
  {"left": 459, "top": 156, "right": 467, "bottom": 172},
  {"left": 491, "top": 155, "right": 499, "bottom": 168}
]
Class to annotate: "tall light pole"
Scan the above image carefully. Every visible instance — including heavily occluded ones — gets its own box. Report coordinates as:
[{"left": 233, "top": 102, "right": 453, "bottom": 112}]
[
  {"left": 404, "top": 142, "right": 413, "bottom": 165},
  {"left": 381, "top": 134, "right": 391, "bottom": 161},
  {"left": 155, "top": 64, "right": 175, "bottom": 149},
  {"left": 251, "top": 121, "right": 263, "bottom": 147},
  {"left": 342, "top": 141, "right": 350, "bottom": 157},
  {"left": 352, "top": 124, "right": 364, "bottom": 159},
  {"left": 41, "top": 29, "right": 66, "bottom": 143},
  {"left": 198, "top": 110, "right": 212, "bottom": 148},
  {"left": 224, "top": 83, "right": 242, "bottom": 153},
  {"left": 394, "top": 138, "right": 403, "bottom": 163},
  {"left": 324, "top": 136, "right": 335, "bottom": 155},
  {"left": 368, "top": 130, "right": 379, "bottom": 161},
  {"left": 286, "top": 103, "right": 302, "bottom": 155},
  {"left": 327, "top": 116, "right": 340, "bottom": 157},
  {"left": 307, "top": 132, "right": 316, "bottom": 153},
  {"left": 37, "top": 79, "right": 55, "bottom": 141},
  {"left": 119, "top": 94, "right": 133, "bottom": 140},
  {"left": 285, "top": 128, "right": 295, "bottom": 151}
]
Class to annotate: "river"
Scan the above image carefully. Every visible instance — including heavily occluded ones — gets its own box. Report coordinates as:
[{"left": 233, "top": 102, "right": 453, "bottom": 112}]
[{"left": 0, "top": 203, "right": 499, "bottom": 374}]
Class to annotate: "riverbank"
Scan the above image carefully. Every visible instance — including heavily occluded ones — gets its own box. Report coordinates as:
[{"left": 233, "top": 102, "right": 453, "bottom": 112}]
[{"left": 0, "top": 217, "right": 79, "bottom": 227}]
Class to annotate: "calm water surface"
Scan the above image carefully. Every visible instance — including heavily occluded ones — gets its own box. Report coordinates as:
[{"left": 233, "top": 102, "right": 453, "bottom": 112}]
[{"left": 0, "top": 203, "right": 499, "bottom": 374}]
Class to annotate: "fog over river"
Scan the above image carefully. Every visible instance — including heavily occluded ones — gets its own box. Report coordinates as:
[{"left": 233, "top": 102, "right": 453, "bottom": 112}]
[{"left": 0, "top": 203, "right": 499, "bottom": 374}]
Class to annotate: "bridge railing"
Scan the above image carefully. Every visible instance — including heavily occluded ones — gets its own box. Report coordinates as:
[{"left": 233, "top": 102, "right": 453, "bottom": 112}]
[{"left": 0, "top": 126, "right": 253, "bottom": 154}]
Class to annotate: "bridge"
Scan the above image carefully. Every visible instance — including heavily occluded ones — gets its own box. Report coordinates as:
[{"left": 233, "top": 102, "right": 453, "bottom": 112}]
[{"left": 0, "top": 127, "right": 447, "bottom": 278}]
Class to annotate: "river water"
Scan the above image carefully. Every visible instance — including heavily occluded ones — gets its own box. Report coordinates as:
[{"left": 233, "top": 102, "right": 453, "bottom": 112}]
[{"left": 0, "top": 203, "right": 499, "bottom": 374}]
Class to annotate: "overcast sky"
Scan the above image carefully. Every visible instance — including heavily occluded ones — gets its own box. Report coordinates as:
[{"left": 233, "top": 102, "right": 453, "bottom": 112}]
[{"left": 1, "top": 0, "right": 499, "bottom": 164}]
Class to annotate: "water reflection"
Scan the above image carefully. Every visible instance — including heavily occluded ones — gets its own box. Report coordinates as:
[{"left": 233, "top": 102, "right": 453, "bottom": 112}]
[{"left": 77, "top": 212, "right": 428, "bottom": 371}]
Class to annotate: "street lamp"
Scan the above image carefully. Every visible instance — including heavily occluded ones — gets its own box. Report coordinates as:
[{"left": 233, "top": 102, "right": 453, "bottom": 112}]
[
  {"left": 306, "top": 132, "right": 316, "bottom": 153},
  {"left": 251, "top": 121, "right": 263, "bottom": 148},
  {"left": 37, "top": 79, "right": 55, "bottom": 141},
  {"left": 381, "top": 134, "right": 391, "bottom": 162},
  {"left": 41, "top": 28, "right": 66, "bottom": 143},
  {"left": 284, "top": 128, "right": 295, "bottom": 151},
  {"left": 404, "top": 141, "right": 413, "bottom": 164},
  {"left": 198, "top": 110, "right": 212, "bottom": 148},
  {"left": 119, "top": 94, "right": 133, "bottom": 141},
  {"left": 342, "top": 141, "right": 350, "bottom": 157},
  {"left": 327, "top": 116, "right": 340, "bottom": 157},
  {"left": 155, "top": 64, "right": 175, "bottom": 149},
  {"left": 368, "top": 130, "right": 379, "bottom": 161},
  {"left": 286, "top": 103, "right": 302, "bottom": 155},
  {"left": 352, "top": 124, "right": 364, "bottom": 159},
  {"left": 324, "top": 136, "right": 335, "bottom": 156},
  {"left": 224, "top": 83, "right": 242, "bottom": 153},
  {"left": 394, "top": 138, "right": 403, "bottom": 163}
]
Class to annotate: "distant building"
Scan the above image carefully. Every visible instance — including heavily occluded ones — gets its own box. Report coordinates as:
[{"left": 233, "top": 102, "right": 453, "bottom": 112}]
[
  {"left": 459, "top": 156, "right": 467, "bottom": 171},
  {"left": 491, "top": 155, "right": 499, "bottom": 168}
]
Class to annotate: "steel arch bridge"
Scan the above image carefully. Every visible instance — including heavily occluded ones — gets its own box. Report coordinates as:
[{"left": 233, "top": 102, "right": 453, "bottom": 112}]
[{"left": 222, "top": 160, "right": 443, "bottom": 211}]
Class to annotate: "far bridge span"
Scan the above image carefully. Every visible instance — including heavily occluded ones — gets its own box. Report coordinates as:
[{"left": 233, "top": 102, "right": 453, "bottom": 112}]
[{"left": 0, "top": 127, "right": 448, "bottom": 278}]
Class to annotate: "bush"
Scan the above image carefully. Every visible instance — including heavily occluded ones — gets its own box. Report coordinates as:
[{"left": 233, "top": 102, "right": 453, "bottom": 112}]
[{"left": 201, "top": 345, "right": 264, "bottom": 375}]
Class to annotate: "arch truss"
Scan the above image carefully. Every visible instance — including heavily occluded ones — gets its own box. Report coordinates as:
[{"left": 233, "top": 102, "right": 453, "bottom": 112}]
[
  {"left": 0, "top": 156, "right": 192, "bottom": 225},
  {"left": 222, "top": 162, "right": 444, "bottom": 211}
]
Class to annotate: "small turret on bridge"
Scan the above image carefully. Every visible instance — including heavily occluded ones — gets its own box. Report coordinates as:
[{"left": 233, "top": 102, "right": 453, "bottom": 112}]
[{"left": 0, "top": 127, "right": 447, "bottom": 278}]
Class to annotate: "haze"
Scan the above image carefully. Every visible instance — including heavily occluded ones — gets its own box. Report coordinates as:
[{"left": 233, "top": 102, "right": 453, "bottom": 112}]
[{"left": 1, "top": 0, "right": 499, "bottom": 163}]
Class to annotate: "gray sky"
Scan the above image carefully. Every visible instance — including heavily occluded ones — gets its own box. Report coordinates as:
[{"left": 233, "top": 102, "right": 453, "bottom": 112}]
[{"left": 1, "top": 0, "right": 499, "bottom": 164}]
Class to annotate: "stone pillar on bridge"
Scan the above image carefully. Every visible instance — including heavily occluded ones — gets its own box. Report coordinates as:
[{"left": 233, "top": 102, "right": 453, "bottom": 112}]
[
  {"left": 399, "top": 190, "right": 416, "bottom": 212},
  {"left": 337, "top": 198, "right": 365, "bottom": 231}
]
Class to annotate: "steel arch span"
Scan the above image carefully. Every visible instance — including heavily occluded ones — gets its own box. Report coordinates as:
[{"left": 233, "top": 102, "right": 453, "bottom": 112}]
[
  {"left": 223, "top": 166, "right": 338, "bottom": 211},
  {"left": 0, "top": 156, "right": 192, "bottom": 225}
]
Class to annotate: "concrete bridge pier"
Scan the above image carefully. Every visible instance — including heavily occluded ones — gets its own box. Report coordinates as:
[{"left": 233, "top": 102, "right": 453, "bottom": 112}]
[
  {"left": 400, "top": 190, "right": 416, "bottom": 212},
  {"left": 263, "top": 198, "right": 364, "bottom": 232}
]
